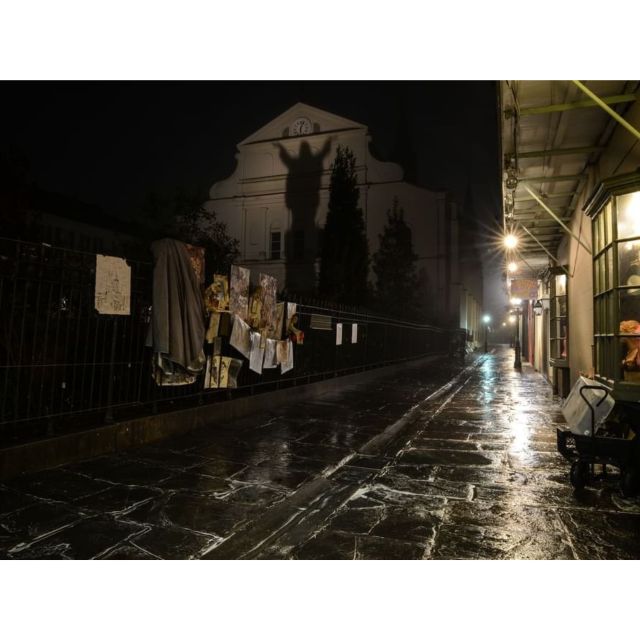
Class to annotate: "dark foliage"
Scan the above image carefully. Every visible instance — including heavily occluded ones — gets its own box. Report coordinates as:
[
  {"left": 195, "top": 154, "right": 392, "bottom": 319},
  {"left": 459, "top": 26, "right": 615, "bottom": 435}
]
[
  {"left": 318, "top": 146, "right": 369, "bottom": 304},
  {"left": 139, "top": 187, "right": 239, "bottom": 278},
  {"left": 372, "top": 197, "right": 420, "bottom": 317}
]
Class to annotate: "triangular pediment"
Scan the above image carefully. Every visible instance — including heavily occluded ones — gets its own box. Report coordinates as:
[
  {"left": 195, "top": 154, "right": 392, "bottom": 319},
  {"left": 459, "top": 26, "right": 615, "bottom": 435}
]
[{"left": 239, "top": 102, "right": 367, "bottom": 146}]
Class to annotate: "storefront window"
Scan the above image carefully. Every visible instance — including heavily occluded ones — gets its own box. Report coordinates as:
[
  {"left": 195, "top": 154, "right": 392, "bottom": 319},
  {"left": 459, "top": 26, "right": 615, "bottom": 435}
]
[{"left": 585, "top": 172, "right": 640, "bottom": 396}]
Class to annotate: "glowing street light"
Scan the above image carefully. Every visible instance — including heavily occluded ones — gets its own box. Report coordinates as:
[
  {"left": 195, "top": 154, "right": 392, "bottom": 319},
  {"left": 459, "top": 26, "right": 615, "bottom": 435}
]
[
  {"left": 504, "top": 234, "right": 518, "bottom": 249},
  {"left": 482, "top": 314, "right": 491, "bottom": 353},
  {"left": 507, "top": 261, "right": 518, "bottom": 273}
]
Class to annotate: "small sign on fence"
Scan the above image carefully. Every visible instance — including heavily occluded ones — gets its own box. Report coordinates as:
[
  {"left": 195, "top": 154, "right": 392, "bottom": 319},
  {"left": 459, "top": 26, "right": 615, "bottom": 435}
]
[{"left": 310, "top": 314, "right": 332, "bottom": 330}]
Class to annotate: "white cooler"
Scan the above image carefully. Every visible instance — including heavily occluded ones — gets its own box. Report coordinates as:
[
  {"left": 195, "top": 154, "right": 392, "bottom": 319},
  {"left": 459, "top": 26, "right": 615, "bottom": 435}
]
[{"left": 561, "top": 376, "right": 615, "bottom": 436}]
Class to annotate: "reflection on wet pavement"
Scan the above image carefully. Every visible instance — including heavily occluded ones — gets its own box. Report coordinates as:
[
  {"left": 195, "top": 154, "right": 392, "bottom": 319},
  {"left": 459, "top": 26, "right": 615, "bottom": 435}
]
[{"left": 2, "top": 347, "right": 640, "bottom": 559}]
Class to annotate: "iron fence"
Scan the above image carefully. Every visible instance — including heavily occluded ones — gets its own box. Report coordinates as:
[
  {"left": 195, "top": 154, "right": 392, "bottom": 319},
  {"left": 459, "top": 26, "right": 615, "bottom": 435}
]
[{"left": 0, "top": 237, "right": 452, "bottom": 441}]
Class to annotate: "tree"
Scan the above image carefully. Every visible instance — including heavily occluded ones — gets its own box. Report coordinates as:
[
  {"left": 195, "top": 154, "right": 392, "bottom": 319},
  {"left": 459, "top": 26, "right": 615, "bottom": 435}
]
[
  {"left": 318, "top": 146, "right": 369, "bottom": 304},
  {"left": 139, "top": 187, "right": 239, "bottom": 277},
  {"left": 372, "top": 198, "right": 419, "bottom": 317}
]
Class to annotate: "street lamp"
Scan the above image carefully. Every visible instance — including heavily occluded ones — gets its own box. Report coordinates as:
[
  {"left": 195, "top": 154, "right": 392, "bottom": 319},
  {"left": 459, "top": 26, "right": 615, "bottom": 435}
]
[
  {"left": 482, "top": 314, "right": 491, "bottom": 353},
  {"left": 504, "top": 234, "right": 518, "bottom": 249},
  {"left": 511, "top": 300, "right": 523, "bottom": 370}
]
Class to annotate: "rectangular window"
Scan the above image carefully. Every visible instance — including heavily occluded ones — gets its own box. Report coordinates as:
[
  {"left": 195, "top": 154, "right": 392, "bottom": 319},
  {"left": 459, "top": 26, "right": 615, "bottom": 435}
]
[
  {"left": 550, "top": 271, "right": 569, "bottom": 367},
  {"left": 270, "top": 231, "right": 281, "bottom": 260}
]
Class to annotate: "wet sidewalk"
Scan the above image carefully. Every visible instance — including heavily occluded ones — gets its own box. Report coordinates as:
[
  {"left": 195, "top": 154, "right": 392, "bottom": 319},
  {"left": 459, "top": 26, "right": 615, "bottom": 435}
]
[{"left": 2, "top": 347, "right": 640, "bottom": 559}]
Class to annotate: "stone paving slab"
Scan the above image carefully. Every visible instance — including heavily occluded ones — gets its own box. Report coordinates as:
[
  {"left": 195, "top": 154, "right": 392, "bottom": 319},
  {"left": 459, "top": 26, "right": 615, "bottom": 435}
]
[{"left": 2, "top": 348, "right": 640, "bottom": 559}]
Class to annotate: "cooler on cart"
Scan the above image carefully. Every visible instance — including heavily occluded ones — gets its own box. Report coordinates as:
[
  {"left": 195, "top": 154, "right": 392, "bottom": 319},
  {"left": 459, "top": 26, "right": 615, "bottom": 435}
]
[{"left": 556, "top": 376, "right": 640, "bottom": 496}]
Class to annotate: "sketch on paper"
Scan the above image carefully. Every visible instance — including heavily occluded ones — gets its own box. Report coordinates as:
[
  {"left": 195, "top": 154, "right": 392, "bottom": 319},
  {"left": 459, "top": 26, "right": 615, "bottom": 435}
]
[
  {"left": 230, "top": 315, "right": 251, "bottom": 358},
  {"left": 352, "top": 323, "right": 358, "bottom": 344},
  {"left": 249, "top": 331, "right": 265, "bottom": 374},
  {"left": 204, "top": 356, "right": 220, "bottom": 389},
  {"left": 263, "top": 338, "right": 278, "bottom": 369},
  {"left": 224, "top": 358, "right": 242, "bottom": 389},
  {"left": 280, "top": 340, "right": 294, "bottom": 374},
  {"left": 336, "top": 323, "right": 343, "bottom": 346},
  {"left": 95, "top": 255, "right": 131, "bottom": 315}
]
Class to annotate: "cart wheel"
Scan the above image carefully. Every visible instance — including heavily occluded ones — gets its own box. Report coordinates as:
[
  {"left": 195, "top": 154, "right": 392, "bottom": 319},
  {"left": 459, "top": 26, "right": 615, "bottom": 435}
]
[
  {"left": 621, "top": 468, "right": 639, "bottom": 498},
  {"left": 570, "top": 461, "right": 589, "bottom": 490}
]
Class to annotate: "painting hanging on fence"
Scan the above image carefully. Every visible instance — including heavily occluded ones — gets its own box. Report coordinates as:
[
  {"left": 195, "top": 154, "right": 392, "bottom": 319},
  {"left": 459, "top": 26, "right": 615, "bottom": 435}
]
[
  {"left": 336, "top": 323, "right": 343, "bottom": 346},
  {"left": 230, "top": 265, "right": 250, "bottom": 322},
  {"left": 248, "top": 285, "right": 263, "bottom": 330},
  {"left": 204, "top": 274, "right": 230, "bottom": 313},
  {"left": 206, "top": 312, "right": 221, "bottom": 342},
  {"left": 352, "top": 323, "right": 358, "bottom": 344},
  {"left": 95, "top": 255, "right": 131, "bottom": 315},
  {"left": 204, "top": 355, "right": 220, "bottom": 389},
  {"left": 259, "top": 273, "right": 277, "bottom": 333},
  {"left": 267, "top": 302, "right": 285, "bottom": 340},
  {"left": 287, "top": 311, "right": 304, "bottom": 344},
  {"left": 184, "top": 244, "right": 205, "bottom": 285},
  {"left": 278, "top": 339, "right": 294, "bottom": 374},
  {"left": 286, "top": 302, "right": 297, "bottom": 329}
]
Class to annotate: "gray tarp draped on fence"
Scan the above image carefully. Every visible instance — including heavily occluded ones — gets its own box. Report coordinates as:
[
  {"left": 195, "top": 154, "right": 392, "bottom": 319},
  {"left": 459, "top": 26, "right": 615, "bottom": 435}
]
[{"left": 146, "top": 239, "right": 206, "bottom": 382}]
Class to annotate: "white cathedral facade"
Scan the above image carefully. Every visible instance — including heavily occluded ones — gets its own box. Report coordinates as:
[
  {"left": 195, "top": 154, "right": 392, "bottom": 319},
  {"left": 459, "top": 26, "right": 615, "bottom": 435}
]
[{"left": 203, "top": 102, "right": 475, "bottom": 330}]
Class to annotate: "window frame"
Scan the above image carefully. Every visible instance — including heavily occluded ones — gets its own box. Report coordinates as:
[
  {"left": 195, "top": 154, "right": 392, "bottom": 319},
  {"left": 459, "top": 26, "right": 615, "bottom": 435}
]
[
  {"left": 549, "top": 269, "right": 569, "bottom": 368},
  {"left": 585, "top": 172, "right": 640, "bottom": 399},
  {"left": 270, "top": 230, "right": 282, "bottom": 260}
]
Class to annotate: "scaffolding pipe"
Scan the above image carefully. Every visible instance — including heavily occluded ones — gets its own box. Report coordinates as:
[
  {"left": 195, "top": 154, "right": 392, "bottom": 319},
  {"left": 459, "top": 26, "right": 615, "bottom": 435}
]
[
  {"left": 572, "top": 80, "right": 640, "bottom": 142},
  {"left": 521, "top": 184, "right": 592, "bottom": 254}
]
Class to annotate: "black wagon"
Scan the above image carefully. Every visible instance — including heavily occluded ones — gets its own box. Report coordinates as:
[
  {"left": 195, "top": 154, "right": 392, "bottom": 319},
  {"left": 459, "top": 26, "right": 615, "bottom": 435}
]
[{"left": 557, "top": 384, "right": 640, "bottom": 496}]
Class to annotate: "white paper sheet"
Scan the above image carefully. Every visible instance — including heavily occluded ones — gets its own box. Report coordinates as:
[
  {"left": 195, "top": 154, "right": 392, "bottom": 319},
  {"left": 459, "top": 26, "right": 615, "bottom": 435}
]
[
  {"left": 229, "top": 314, "right": 251, "bottom": 359},
  {"left": 249, "top": 331, "right": 265, "bottom": 374}
]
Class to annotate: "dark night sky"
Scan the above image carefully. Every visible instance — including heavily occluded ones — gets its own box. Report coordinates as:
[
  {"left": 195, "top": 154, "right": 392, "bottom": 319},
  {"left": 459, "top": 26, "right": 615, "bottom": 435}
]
[
  {"left": 3, "top": 80, "right": 503, "bottom": 314},
  {"left": 3, "top": 80, "right": 500, "bottom": 224}
]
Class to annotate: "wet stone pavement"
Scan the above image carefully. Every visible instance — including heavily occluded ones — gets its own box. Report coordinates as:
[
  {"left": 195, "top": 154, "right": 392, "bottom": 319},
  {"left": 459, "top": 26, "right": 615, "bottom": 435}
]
[{"left": 2, "top": 347, "right": 640, "bottom": 560}]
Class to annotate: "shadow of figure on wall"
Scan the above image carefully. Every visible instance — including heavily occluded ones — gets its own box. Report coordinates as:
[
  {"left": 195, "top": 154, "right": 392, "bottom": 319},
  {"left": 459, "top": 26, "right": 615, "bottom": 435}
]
[{"left": 275, "top": 138, "right": 333, "bottom": 294}]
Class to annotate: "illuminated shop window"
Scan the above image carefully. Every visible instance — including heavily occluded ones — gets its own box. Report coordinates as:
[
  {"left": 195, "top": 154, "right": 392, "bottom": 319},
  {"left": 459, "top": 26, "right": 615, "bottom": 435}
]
[{"left": 585, "top": 172, "right": 640, "bottom": 398}]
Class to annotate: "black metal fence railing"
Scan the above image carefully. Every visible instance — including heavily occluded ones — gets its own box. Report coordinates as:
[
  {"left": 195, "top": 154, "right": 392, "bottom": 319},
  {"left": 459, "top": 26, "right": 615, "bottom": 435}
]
[{"left": 0, "top": 237, "right": 452, "bottom": 440}]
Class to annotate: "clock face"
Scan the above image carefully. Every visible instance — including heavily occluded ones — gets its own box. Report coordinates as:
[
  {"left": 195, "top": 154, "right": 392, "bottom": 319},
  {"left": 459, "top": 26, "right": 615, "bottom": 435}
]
[{"left": 291, "top": 117, "right": 312, "bottom": 136}]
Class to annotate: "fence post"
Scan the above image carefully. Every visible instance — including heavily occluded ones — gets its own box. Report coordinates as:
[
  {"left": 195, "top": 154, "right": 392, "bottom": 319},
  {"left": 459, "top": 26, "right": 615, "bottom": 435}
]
[{"left": 104, "top": 317, "right": 118, "bottom": 424}]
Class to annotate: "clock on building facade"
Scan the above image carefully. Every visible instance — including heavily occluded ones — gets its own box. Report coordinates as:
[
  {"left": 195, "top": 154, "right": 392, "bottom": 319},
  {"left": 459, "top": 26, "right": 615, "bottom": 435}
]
[{"left": 291, "top": 117, "right": 312, "bottom": 136}]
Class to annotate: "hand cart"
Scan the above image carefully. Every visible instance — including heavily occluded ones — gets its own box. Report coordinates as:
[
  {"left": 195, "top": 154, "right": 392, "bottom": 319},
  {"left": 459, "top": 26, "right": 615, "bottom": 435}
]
[{"left": 556, "top": 385, "right": 640, "bottom": 496}]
